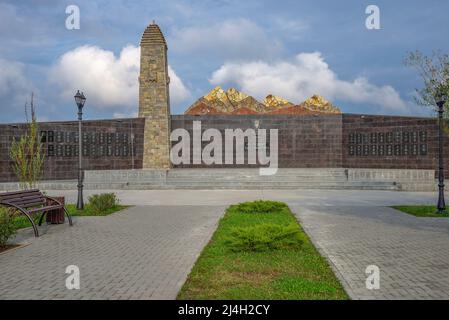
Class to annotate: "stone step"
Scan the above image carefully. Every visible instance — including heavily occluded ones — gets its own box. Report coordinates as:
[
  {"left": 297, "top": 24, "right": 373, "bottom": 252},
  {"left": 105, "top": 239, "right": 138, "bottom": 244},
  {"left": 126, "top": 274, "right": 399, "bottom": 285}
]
[
  {"left": 167, "top": 169, "right": 348, "bottom": 177},
  {"left": 164, "top": 180, "right": 397, "bottom": 186},
  {"left": 81, "top": 168, "right": 434, "bottom": 191},
  {"left": 165, "top": 177, "right": 348, "bottom": 182},
  {"left": 81, "top": 182, "right": 399, "bottom": 190},
  {"left": 0, "top": 168, "right": 435, "bottom": 191}
]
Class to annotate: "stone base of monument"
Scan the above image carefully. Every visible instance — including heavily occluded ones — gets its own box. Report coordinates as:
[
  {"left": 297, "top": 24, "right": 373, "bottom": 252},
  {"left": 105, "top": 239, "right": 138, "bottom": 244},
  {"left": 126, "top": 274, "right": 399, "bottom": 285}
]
[
  {"left": 0, "top": 168, "right": 436, "bottom": 192},
  {"left": 85, "top": 168, "right": 436, "bottom": 191}
]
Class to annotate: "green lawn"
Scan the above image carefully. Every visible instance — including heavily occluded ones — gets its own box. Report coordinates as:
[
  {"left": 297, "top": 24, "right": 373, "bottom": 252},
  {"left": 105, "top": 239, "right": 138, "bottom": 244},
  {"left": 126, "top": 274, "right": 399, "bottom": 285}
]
[
  {"left": 391, "top": 205, "right": 449, "bottom": 217},
  {"left": 177, "top": 201, "right": 348, "bottom": 300},
  {"left": 11, "top": 204, "right": 128, "bottom": 230}
]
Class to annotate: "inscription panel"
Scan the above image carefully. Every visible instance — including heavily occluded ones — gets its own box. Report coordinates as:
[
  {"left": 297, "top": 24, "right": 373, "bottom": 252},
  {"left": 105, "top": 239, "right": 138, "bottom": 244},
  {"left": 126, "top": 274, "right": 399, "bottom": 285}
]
[
  {"left": 39, "top": 130, "right": 136, "bottom": 158},
  {"left": 348, "top": 130, "right": 428, "bottom": 157}
]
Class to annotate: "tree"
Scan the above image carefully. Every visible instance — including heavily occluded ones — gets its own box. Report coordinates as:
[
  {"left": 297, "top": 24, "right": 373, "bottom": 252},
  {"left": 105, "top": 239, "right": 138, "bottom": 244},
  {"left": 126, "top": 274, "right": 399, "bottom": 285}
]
[
  {"left": 9, "top": 93, "right": 45, "bottom": 189},
  {"left": 404, "top": 50, "right": 449, "bottom": 113}
]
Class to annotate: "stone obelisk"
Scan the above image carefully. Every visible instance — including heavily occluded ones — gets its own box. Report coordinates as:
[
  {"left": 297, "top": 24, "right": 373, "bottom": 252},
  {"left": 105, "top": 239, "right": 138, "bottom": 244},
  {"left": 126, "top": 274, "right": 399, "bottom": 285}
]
[{"left": 138, "top": 21, "right": 171, "bottom": 169}]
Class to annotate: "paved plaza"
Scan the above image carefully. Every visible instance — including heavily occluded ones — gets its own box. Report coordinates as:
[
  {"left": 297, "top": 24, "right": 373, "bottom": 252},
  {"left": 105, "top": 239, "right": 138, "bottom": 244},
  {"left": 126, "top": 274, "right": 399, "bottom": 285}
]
[
  {"left": 293, "top": 205, "right": 449, "bottom": 299},
  {"left": 0, "top": 205, "right": 224, "bottom": 299},
  {"left": 1, "top": 189, "right": 449, "bottom": 299}
]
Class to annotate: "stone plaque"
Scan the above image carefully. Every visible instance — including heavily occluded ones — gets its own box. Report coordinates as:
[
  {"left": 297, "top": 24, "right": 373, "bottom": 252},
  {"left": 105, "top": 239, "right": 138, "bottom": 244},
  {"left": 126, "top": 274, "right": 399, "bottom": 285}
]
[
  {"left": 412, "top": 144, "right": 418, "bottom": 155},
  {"left": 99, "top": 133, "right": 105, "bottom": 144},
  {"left": 40, "top": 131, "right": 47, "bottom": 143},
  {"left": 90, "top": 145, "right": 96, "bottom": 157},
  {"left": 371, "top": 145, "right": 377, "bottom": 156},
  {"left": 386, "top": 145, "right": 393, "bottom": 156},
  {"left": 82, "top": 144, "right": 89, "bottom": 156},
  {"left": 378, "top": 145, "right": 385, "bottom": 156},
  {"left": 402, "top": 131, "right": 410, "bottom": 143},
  {"left": 420, "top": 144, "right": 427, "bottom": 155},
  {"left": 394, "top": 131, "right": 401, "bottom": 143},
  {"left": 378, "top": 132, "right": 385, "bottom": 144},
  {"left": 56, "top": 131, "right": 63, "bottom": 143},
  {"left": 56, "top": 145, "right": 63, "bottom": 157},
  {"left": 370, "top": 133, "right": 377, "bottom": 144},
  {"left": 64, "top": 145, "right": 72, "bottom": 157},
  {"left": 349, "top": 145, "right": 355, "bottom": 156},
  {"left": 419, "top": 131, "right": 427, "bottom": 142},
  {"left": 363, "top": 145, "right": 369, "bottom": 156},
  {"left": 394, "top": 144, "right": 401, "bottom": 156},
  {"left": 362, "top": 134, "right": 368, "bottom": 144},
  {"left": 402, "top": 144, "right": 409, "bottom": 156},
  {"left": 349, "top": 130, "right": 427, "bottom": 158},
  {"left": 47, "top": 130, "right": 54, "bottom": 143}
]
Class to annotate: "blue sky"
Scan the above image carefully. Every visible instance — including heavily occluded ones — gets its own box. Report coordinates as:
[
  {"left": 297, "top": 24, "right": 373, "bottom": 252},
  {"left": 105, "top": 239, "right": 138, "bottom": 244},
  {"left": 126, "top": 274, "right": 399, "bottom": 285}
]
[{"left": 0, "top": 0, "right": 448, "bottom": 123}]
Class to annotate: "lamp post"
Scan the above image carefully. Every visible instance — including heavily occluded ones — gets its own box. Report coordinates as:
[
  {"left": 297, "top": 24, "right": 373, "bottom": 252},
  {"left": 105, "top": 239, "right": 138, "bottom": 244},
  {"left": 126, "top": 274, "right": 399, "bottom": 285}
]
[
  {"left": 436, "top": 91, "right": 446, "bottom": 214},
  {"left": 74, "top": 90, "right": 86, "bottom": 210}
]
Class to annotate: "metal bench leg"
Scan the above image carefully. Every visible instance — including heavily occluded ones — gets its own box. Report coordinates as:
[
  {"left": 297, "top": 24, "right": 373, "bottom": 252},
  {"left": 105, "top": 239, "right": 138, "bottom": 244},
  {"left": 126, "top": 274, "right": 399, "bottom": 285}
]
[
  {"left": 23, "top": 212, "right": 39, "bottom": 237},
  {"left": 1, "top": 204, "right": 39, "bottom": 237},
  {"left": 38, "top": 211, "right": 46, "bottom": 226},
  {"left": 63, "top": 207, "right": 73, "bottom": 226}
]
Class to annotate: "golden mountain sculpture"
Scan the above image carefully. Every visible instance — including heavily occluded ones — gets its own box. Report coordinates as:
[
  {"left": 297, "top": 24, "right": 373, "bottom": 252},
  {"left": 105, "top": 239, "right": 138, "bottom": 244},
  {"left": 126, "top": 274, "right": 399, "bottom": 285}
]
[
  {"left": 184, "top": 86, "right": 341, "bottom": 115},
  {"left": 263, "top": 94, "right": 293, "bottom": 108},
  {"left": 300, "top": 95, "right": 341, "bottom": 114}
]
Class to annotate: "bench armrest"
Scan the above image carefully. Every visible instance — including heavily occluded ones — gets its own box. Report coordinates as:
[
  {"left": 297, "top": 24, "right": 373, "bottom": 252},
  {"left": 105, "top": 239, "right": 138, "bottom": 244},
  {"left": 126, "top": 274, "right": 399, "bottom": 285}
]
[
  {"left": 43, "top": 195, "right": 63, "bottom": 206},
  {"left": 0, "top": 201, "right": 33, "bottom": 216}
]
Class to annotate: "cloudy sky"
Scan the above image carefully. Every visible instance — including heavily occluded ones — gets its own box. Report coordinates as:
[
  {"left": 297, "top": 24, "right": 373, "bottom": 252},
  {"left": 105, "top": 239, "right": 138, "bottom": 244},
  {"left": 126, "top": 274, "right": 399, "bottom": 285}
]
[{"left": 0, "top": 0, "right": 448, "bottom": 123}]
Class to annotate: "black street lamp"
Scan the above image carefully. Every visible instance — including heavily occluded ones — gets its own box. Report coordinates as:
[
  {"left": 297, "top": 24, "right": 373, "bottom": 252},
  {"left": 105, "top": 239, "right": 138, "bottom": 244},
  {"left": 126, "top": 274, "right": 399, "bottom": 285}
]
[
  {"left": 436, "top": 91, "right": 447, "bottom": 214},
  {"left": 74, "top": 90, "right": 86, "bottom": 210}
]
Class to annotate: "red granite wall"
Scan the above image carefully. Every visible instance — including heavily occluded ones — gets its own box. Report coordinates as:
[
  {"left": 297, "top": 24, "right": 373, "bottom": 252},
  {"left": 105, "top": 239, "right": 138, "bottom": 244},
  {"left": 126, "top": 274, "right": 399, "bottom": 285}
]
[
  {"left": 0, "top": 118, "right": 145, "bottom": 182},
  {"left": 0, "top": 114, "right": 446, "bottom": 182},
  {"left": 170, "top": 114, "right": 343, "bottom": 168},
  {"left": 341, "top": 114, "right": 445, "bottom": 172}
]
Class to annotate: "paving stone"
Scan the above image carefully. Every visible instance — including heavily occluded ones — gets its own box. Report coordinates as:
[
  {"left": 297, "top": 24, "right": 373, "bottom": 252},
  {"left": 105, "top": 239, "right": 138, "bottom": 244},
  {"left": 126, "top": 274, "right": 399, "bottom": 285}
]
[
  {"left": 0, "top": 205, "right": 224, "bottom": 300},
  {"left": 292, "top": 205, "right": 449, "bottom": 300}
]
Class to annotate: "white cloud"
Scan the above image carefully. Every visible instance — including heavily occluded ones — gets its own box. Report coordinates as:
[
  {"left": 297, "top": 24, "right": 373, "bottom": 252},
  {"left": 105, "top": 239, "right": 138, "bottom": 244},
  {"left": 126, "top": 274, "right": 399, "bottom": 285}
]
[
  {"left": 209, "top": 52, "right": 407, "bottom": 112},
  {"left": 113, "top": 111, "right": 138, "bottom": 119},
  {"left": 49, "top": 45, "right": 190, "bottom": 113},
  {"left": 168, "top": 65, "right": 191, "bottom": 104},
  {"left": 170, "top": 18, "right": 283, "bottom": 60},
  {"left": 0, "top": 58, "right": 32, "bottom": 109},
  {"left": 271, "top": 18, "right": 309, "bottom": 40},
  {"left": 0, "top": 58, "right": 27, "bottom": 95}
]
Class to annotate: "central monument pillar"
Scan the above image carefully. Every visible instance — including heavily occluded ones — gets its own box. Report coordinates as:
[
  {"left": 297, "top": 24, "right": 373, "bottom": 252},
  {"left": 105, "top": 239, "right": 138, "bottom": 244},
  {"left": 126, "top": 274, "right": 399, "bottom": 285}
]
[{"left": 139, "top": 22, "right": 171, "bottom": 169}]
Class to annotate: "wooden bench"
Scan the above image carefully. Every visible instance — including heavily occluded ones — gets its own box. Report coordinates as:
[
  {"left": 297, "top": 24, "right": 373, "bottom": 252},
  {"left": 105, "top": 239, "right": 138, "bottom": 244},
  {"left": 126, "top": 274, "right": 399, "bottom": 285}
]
[{"left": 0, "top": 189, "right": 73, "bottom": 237}]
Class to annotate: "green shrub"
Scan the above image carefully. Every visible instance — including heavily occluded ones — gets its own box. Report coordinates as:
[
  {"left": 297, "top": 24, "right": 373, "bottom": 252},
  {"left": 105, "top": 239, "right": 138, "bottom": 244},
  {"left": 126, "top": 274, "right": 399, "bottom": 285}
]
[
  {"left": 225, "top": 222, "right": 303, "bottom": 252},
  {"left": 0, "top": 208, "right": 17, "bottom": 246},
  {"left": 231, "top": 200, "right": 288, "bottom": 215},
  {"left": 87, "top": 193, "right": 120, "bottom": 214}
]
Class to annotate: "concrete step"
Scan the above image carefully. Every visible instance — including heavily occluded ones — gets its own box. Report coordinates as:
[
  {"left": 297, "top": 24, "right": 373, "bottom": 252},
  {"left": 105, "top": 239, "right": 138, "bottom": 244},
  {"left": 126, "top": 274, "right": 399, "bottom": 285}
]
[
  {"left": 81, "top": 181, "right": 399, "bottom": 190},
  {"left": 80, "top": 168, "right": 428, "bottom": 191},
  {"left": 165, "top": 177, "right": 348, "bottom": 182},
  {"left": 167, "top": 168, "right": 348, "bottom": 177},
  {"left": 0, "top": 168, "right": 434, "bottom": 191}
]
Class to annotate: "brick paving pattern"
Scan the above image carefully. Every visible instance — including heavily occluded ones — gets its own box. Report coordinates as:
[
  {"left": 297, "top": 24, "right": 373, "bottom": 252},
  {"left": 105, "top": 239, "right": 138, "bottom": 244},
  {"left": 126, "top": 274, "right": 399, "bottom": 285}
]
[
  {"left": 292, "top": 205, "right": 449, "bottom": 299},
  {"left": 0, "top": 205, "right": 224, "bottom": 299},
  {"left": 2, "top": 190, "right": 449, "bottom": 299}
]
